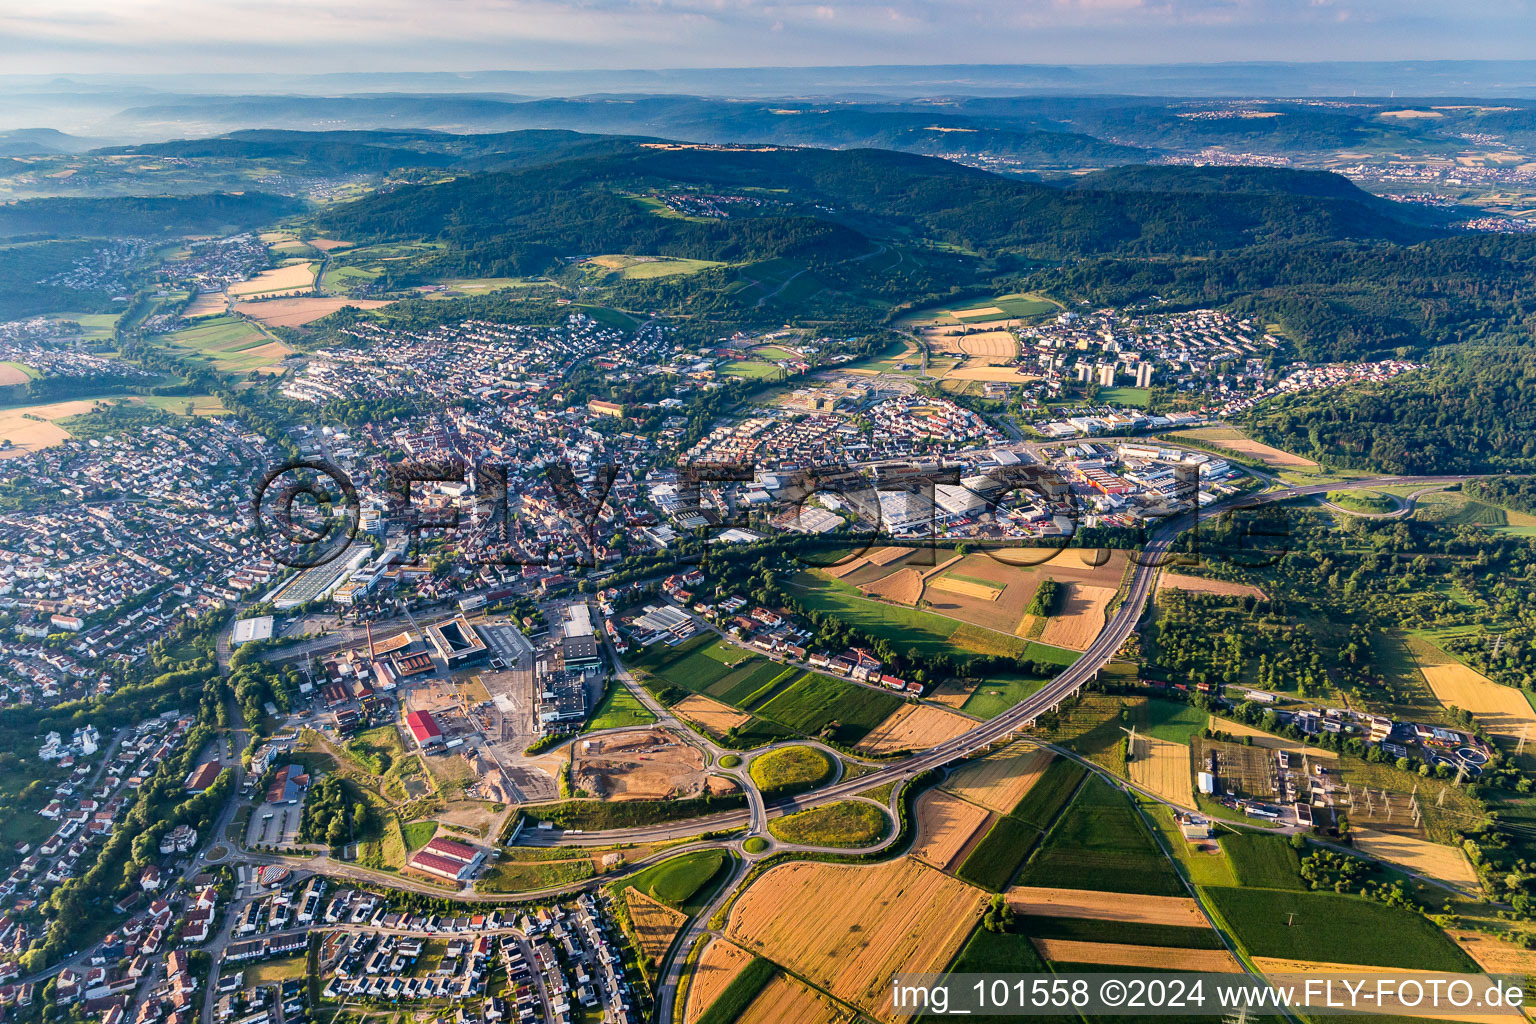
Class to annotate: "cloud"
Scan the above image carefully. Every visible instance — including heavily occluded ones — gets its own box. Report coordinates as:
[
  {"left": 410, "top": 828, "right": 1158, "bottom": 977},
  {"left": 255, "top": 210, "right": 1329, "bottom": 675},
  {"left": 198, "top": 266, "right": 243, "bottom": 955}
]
[{"left": 0, "top": 0, "right": 1531, "bottom": 74}]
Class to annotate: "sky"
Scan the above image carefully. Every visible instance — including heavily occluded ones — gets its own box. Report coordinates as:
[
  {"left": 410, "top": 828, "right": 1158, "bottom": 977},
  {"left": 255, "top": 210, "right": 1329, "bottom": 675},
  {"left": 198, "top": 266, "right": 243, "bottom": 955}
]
[{"left": 1, "top": 0, "right": 1533, "bottom": 76}]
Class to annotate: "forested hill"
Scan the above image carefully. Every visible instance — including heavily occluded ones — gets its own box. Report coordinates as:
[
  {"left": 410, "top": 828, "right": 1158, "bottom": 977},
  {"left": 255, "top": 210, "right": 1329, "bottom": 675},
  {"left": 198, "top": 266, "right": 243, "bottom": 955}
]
[
  {"left": 312, "top": 140, "right": 1438, "bottom": 270},
  {"left": 0, "top": 192, "right": 301, "bottom": 239}
]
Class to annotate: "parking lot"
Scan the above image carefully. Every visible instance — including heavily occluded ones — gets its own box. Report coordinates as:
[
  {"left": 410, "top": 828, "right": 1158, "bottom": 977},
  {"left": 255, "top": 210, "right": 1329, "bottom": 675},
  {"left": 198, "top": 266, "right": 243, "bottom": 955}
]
[{"left": 247, "top": 802, "right": 305, "bottom": 847}]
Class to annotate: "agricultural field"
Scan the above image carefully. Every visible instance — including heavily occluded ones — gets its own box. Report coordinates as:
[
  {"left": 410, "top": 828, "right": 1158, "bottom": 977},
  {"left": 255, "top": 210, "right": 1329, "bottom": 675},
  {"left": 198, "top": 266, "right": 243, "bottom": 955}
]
[
  {"left": 1156, "top": 572, "right": 1267, "bottom": 601},
  {"left": 910, "top": 789, "right": 993, "bottom": 871},
  {"left": 1205, "top": 886, "right": 1478, "bottom": 972},
  {"left": 748, "top": 745, "right": 834, "bottom": 800},
  {"left": 957, "top": 672, "right": 1052, "bottom": 719},
  {"left": 1007, "top": 886, "right": 1208, "bottom": 928},
  {"left": 684, "top": 939, "right": 754, "bottom": 1024},
  {"left": 671, "top": 694, "right": 752, "bottom": 737},
  {"left": 940, "top": 744, "right": 1055, "bottom": 814},
  {"left": 725, "top": 857, "right": 983, "bottom": 1021},
  {"left": 734, "top": 973, "right": 848, "bottom": 1024},
  {"left": 159, "top": 314, "right": 291, "bottom": 373},
  {"left": 228, "top": 261, "right": 316, "bottom": 297},
  {"left": 1017, "top": 774, "right": 1185, "bottom": 896},
  {"left": 1221, "top": 833, "right": 1306, "bottom": 890},
  {"left": 753, "top": 672, "right": 903, "bottom": 745},
  {"left": 1032, "top": 939, "right": 1240, "bottom": 972},
  {"left": 0, "top": 361, "right": 37, "bottom": 385},
  {"left": 0, "top": 398, "right": 106, "bottom": 455},
  {"left": 1038, "top": 583, "right": 1115, "bottom": 651},
  {"left": 1168, "top": 426, "right": 1318, "bottom": 469},
  {"left": 955, "top": 814, "right": 1040, "bottom": 891},
  {"left": 234, "top": 295, "right": 390, "bottom": 326},
  {"left": 1127, "top": 733, "right": 1195, "bottom": 807},
  {"left": 854, "top": 703, "right": 974, "bottom": 754},
  {"left": 1350, "top": 828, "right": 1478, "bottom": 888},
  {"left": 624, "top": 889, "right": 688, "bottom": 964},
  {"left": 584, "top": 683, "right": 657, "bottom": 732},
  {"left": 1410, "top": 637, "right": 1536, "bottom": 754},
  {"left": 767, "top": 800, "right": 889, "bottom": 848},
  {"left": 583, "top": 253, "right": 725, "bottom": 279},
  {"left": 690, "top": 957, "right": 777, "bottom": 1024},
  {"left": 1006, "top": 757, "right": 1088, "bottom": 831}
]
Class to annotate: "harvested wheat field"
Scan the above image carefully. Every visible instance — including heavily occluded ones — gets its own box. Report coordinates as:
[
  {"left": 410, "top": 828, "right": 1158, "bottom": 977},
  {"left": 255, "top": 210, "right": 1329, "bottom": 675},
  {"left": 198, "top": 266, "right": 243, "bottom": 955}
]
[
  {"left": 726, "top": 857, "right": 982, "bottom": 1021},
  {"left": 929, "top": 574, "right": 1003, "bottom": 601},
  {"left": 1449, "top": 930, "right": 1536, "bottom": 975},
  {"left": 989, "top": 546, "right": 1129, "bottom": 585},
  {"left": 183, "top": 291, "right": 227, "bottom": 317},
  {"left": 1006, "top": 887, "right": 1207, "bottom": 927},
  {"left": 229, "top": 262, "right": 316, "bottom": 297},
  {"left": 1413, "top": 641, "right": 1536, "bottom": 752},
  {"left": 1035, "top": 939, "right": 1240, "bottom": 972},
  {"left": 857, "top": 704, "right": 976, "bottom": 755},
  {"left": 1129, "top": 734, "right": 1196, "bottom": 808},
  {"left": 910, "top": 790, "right": 992, "bottom": 872},
  {"left": 672, "top": 694, "right": 752, "bottom": 737},
  {"left": 1157, "top": 573, "right": 1266, "bottom": 600},
  {"left": 1176, "top": 429, "right": 1316, "bottom": 469},
  {"left": 685, "top": 939, "right": 755, "bottom": 1024},
  {"left": 859, "top": 567, "right": 925, "bottom": 606},
  {"left": 306, "top": 237, "right": 353, "bottom": 251},
  {"left": 625, "top": 890, "right": 687, "bottom": 963},
  {"left": 957, "top": 331, "right": 1017, "bottom": 363},
  {"left": 235, "top": 296, "right": 390, "bottom": 327},
  {"left": 0, "top": 364, "right": 30, "bottom": 386},
  {"left": 823, "top": 554, "right": 872, "bottom": 579},
  {"left": 927, "top": 678, "right": 978, "bottom": 709},
  {"left": 941, "top": 744, "right": 1053, "bottom": 814},
  {"left": 738, "top": 973, "right": 848, "bottom": 1024},
  {"left": 1039, "top": 583, "right": 1115, "bottom": 651},
  {"left": 1351, "top": 828, "right": 1478, "bottom": 888},
  {"left": 1251, "top": 959, "right": 1502, "bottom": 1022},
  {"left": 869, "top": 545, "right": 915, "bottom": 566},
  {"left": 0, "top": 399, "right": 103, "bottom": 456},
  {"left": 1208, "top": 717, "right": 1338, "bottom": 760},
  {"left": 949, "top": 306, "right": 1005, "bottom": 319}
]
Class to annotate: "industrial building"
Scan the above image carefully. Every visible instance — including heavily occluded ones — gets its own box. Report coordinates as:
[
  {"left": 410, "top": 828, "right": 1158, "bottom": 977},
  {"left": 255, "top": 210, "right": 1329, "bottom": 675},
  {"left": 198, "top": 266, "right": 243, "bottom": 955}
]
[{"left": 426, "top": 614, "right": 489, "bottom": 667}]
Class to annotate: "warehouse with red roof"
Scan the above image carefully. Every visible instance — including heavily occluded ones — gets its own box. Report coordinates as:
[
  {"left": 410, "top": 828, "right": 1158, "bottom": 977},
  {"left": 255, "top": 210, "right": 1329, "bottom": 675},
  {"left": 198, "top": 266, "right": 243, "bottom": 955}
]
[{"left": 404, "top": 710, "right": 443, "bottom": 748}]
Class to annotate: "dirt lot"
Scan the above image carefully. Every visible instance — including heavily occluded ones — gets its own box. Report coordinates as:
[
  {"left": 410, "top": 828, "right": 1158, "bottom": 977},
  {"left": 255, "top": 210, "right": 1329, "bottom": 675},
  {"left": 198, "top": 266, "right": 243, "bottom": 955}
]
[
  {"left": 940, "top": 744, "right": 1053, "bottom": 814},
  {"left": 229, "top": 262, "right": 317, "bottom": 297},
  {"left": 625, "top": 889, "right": 687, "bottom": 963},
  {"left": 726, "top": 857, "right": 982, "bottom": 1022},
  {"left": 1351, "top": 828, "right": 1478, "bottom": 888},
  {"left": 685, "top": 939, "right": 755, "bottom": 1024},
  {"left": 857, "top": 704, "right": 976, "bottom": 754},
  {"left": 1156, "top": 573, "right": 1267, "bottom": 600},
  {"left": 672, "top": 694, "right": 752, "bottom": 737},
  {"left": 235, "top": 296, "right": 390, "bottom": 327},
  {"left": 573, "top": 729, "right": 731, "bottom": 800},
  {"left": 1128, "top": 734, "right": 1195, "bottom": 808},
  {"left": 1034, "top": 939, "right": 1240, "bottom": 972},
  {"left": 1039, "top": 583, "right": 1115, "bottom": 651},
  {"left": 1413, "top": 640, "right": 1536, "bottom": 752},
  {"left": 910, "top": 790, "right": 993, "bottom": 872},
  {"left": 1006, "top": 887, "right": 1207, "bottom": 927},
  {"left": 737, "top": 973, "right": 849, "bottom": 1024}
]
